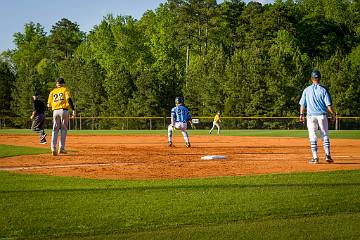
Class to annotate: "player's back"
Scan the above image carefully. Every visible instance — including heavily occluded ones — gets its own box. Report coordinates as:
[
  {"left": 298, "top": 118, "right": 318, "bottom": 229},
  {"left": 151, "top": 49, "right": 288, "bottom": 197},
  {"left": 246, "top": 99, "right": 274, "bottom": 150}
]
[
  {"left": 171, "top": 105, "right": 191, "bottom": 123},
  {"left": 48, "top": 87, "right": 71, "bottom": 110},
  {"left": 301, "top": 84, "right": 331, "bottom": 115},
  {"left": 33, "top": 99, "right": 46, "bottom": 113}
]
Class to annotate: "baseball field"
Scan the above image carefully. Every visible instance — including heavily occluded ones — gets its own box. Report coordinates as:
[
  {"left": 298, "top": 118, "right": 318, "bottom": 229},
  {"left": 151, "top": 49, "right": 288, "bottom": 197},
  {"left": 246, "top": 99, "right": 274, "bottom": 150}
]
[{"left": 1, "top": 130, "right": 360, "bottom": 239}]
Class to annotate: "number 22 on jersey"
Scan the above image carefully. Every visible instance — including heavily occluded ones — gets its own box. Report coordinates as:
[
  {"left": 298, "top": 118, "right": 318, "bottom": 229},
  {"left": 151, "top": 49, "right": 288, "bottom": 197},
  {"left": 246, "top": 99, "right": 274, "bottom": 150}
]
[{"left": 53, "top": 93, "right": 65, "bottom": 103}]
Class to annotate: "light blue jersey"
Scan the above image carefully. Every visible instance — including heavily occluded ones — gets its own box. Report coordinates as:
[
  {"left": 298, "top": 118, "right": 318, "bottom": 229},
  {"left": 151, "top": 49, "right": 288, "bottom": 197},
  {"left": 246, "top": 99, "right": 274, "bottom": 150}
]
[
  {"left": 171, "top": 105, "right": 191, "bottom": 123},
  {"left": 299, "top": 83, "right": 332, "bottom": 116}
]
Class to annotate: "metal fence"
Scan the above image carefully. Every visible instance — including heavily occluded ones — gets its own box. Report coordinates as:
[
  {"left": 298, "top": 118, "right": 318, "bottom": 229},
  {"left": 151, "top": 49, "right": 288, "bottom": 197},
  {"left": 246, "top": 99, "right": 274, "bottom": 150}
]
[{"left": 1, "top": 116, "right": 360, "bottom": 130}]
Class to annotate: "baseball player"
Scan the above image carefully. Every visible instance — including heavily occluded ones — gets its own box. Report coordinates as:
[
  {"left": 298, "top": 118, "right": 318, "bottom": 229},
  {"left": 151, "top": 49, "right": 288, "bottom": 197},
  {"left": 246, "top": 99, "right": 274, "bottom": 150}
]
[
  {"left": 47, "top": 77, "right": 76, "bottom": 156},
  {"left": 168, "top": 97, "right": 192, "bottom": 147},
  {"left": 30, "top": 93, "right": 47, "bottom": 144},
  {"left": 209, "top": 111, "right": 221, "bottom": 135},
  {"left": 299, "top": 70, "right": 336, "bottom": 164}
]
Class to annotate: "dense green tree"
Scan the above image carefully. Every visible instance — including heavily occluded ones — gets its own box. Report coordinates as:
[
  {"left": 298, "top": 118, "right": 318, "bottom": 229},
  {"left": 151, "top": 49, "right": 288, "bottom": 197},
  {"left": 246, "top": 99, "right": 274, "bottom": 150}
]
[
  {"left": 11, "top": 22, "right": 48, "bottom": 119},
  {"left": 140, "top": 4, "right": 185, "bottom": 112},
  {"left": 215, "top": 0, "right": 245, "bottom": 55},
  {"left": 48, "top": 18, "right": 85, "bottom": 61},
  {"left": 184, "top": 48, "right": 226, "bottom": 115},
  {"left": 223, "top": 46, "right": 267, "bottom": 116},
  {"left": 58, "top": 58, "right": 105, "bottom": 117},
  {"left": 0, "top": 56, "right": 16, "bottom": 116},
  {"left": 127, "top": 66, "right": 161, "bottom": 116},
  {"left": 87, "top": 14, "right": 153, "bottom": 116},
  {"left": 87, "top": 18, "right": 117, "bottom": 72},
  {"left": 267, "top": 30, "right": 308, "bottom": 116},
  {"left": 155, "top": 61, "right": 183, "bottom": 115},
  {"left": 2, "top": 0, "right": 360, "bottom": 127},
  {"left": 297, "top": 0, "right": 357, "bottom": 58},
  {"left": 103, "top": 67, "right": 134, "bottom": 116},
  {"left": 237, "top": 1, "right": 266, "bottom": 48},
  {"left": 101, "top": 15, "right": 151, "bottom": 71},
  {"left": 321, "top": 48, "right": 360, "bottom": 116},
  {"left": 166, "top": 0, "right": 220, "bottom": 73}
]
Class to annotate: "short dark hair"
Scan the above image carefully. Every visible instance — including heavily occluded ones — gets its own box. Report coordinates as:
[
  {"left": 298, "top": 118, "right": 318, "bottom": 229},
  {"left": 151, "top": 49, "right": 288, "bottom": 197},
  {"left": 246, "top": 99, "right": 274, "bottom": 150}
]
[{"left": 56, "top": 77, "right": 65, "bottom": 84}]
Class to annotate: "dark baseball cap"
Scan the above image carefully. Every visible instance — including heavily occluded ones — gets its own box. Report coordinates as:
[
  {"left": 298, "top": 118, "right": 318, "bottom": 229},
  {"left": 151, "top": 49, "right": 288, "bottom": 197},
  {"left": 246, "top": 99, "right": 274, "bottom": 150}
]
[
  {"left": 311, "top": 70, "right": 321, "bottom": 78},
  {"left": 56, "top": 77, "right": 65, "bottom": 84}
]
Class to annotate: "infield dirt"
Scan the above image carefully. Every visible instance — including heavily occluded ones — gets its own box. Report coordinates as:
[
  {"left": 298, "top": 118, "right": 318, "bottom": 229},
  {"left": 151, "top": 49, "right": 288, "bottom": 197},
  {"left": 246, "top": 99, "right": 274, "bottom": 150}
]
[{"left": 1, "top": 134, "right": 360, "bottom": 179}]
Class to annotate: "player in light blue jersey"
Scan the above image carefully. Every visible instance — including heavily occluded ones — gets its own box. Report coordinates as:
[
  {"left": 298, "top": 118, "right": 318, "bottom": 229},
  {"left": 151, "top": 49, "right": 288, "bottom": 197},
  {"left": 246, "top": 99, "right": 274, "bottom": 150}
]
[
  {"left": 168, "top": 97, "right": 192, "bottom": 147},
  {"left": 299, "top": 70, "right": 336, "bottom": 164}
]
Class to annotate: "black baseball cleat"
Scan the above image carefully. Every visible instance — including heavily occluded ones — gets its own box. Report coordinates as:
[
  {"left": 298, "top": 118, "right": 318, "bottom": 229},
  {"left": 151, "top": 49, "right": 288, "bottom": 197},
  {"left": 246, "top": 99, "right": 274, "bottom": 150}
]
[
  {"left": 168, "top": 142, "right": 172, "bottom": 147},
  {"left": 308, "top": 158, "right": 319, "bottom": 164},
  {"left": 325, "top": 155, "right": 334, "bottom": 163},
  {"left": 40, "top": 133, "right": 47, "bottom": 141},
  {"left": 185, "top": 142, "right": 191, "bottom": 148},
  {"left": 58, "top": 149, "right": 67, "bottom": 154}
]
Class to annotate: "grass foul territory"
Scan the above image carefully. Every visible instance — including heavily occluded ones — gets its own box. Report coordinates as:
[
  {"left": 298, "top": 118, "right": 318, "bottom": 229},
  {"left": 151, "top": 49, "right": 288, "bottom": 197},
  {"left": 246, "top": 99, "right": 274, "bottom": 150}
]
[{"left": 0, "top": 144, "right": 49, "bottom": 158}]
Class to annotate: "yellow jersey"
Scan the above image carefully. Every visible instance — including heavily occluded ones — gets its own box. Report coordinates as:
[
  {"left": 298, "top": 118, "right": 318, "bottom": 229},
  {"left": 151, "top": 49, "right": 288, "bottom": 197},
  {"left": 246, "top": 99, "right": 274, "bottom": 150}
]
[
  {"left": 48, "top": 86, "right": 72, "bottom": 110},
  {"left": 213, "top": 114, "right": 221, "bottom": 123}
]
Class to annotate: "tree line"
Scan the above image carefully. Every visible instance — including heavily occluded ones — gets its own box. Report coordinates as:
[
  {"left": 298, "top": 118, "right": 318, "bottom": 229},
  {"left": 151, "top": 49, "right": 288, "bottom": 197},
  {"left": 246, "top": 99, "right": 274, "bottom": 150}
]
[{"left": 1, "top": 0, "right": 360, "bottom": 124}]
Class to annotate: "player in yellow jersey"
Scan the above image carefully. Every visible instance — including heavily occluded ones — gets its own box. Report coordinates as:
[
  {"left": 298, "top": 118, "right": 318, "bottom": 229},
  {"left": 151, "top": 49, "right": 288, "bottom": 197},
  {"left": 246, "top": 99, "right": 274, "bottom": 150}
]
[
  {"left": 47, "top": 77, "right": 76, "bottom": 156},
  {"left": 209, "top": 111, "right": 221, "bottom": 135}
]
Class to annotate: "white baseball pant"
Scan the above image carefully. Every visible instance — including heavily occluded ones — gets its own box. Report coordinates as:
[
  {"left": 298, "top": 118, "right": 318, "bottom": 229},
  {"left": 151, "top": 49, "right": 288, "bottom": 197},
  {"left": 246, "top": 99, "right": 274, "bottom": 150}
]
[
  {"left": 209, "top": 121, "right": 220, "bottom": 134},
  {"left": 306, "top": 115, "right": 331, "bottom": 158},
  {"left": 51, "top": 109, "right": 69, "bottom": 152},
  {"left": 168, "top": 122, "right": 190, "bottom": 144}
]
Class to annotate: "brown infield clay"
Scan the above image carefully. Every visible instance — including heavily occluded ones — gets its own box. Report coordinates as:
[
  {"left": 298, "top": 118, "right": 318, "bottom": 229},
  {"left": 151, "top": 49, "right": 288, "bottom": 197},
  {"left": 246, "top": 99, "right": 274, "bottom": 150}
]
[{"left": 1, "top": 134, "right": 360, "bottom": 180}]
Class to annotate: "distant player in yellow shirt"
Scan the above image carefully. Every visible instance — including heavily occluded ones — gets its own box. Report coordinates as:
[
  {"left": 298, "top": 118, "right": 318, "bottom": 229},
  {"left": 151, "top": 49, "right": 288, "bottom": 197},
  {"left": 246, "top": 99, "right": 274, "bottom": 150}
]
[
  {"left": 47, "top": 77, "right": 76, "bottom": 156},
  {"left": 209, "top": 111, "right": 221, "bottom": 135}
]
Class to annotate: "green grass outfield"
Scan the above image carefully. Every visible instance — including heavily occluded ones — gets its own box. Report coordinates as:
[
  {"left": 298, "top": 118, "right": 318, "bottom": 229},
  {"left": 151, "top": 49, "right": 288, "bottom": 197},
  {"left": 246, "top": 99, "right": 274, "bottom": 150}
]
[
  {"left": 1, "top": 129, "right": 360, "bottom": 138},
  {"left": 0, "top": 171, "right": 359, "bottom": 239},
  {"left": 1, "top": 130, "right": 360, "bottom": 239}
]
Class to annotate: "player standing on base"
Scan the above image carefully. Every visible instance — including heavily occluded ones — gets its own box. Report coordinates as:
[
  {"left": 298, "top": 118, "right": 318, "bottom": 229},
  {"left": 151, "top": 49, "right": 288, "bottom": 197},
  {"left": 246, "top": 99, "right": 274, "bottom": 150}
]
[
  {"left": 30, "top": 93, "right": 47, "bottom": 144},
  {"left": 47, "top": 77, "right": 76, "bottom": 156},
  {"left": 168, "top": 97, "right": 192, "bottom": 147},
  {"left": 299, "top": 70, "right": 336, "bottom": 164},
  {"left": 209, "top": 111, "right": 221, "bottom": 135}
]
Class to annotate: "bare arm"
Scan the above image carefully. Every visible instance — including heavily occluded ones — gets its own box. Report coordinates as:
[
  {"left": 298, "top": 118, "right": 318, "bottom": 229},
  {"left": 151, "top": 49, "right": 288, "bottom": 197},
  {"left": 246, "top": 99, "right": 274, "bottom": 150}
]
[
  {"left": 30, "top": 111, "right": 36, "bottom": 119},
  {"left": 327, "top": 105, "right": 336, "bottom": 122},
  {"left": 327, "top": 105, "right": 335, "bottom": 115},
  {"left": 30, "top": 99, "right": 36, "bottom": 119},
  {"left": 299, "top": 105, "right": 305, "bottom": 122},
  {"left": 171, "top": 115, "right": 174, "bottom": 126}
]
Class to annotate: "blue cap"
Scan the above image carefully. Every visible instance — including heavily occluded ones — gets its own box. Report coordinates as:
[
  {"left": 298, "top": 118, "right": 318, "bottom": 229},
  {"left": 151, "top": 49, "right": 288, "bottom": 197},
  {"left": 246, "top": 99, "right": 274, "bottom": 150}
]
[{"left": 175, "top": 97, "right": 183, "bottom": 105}]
